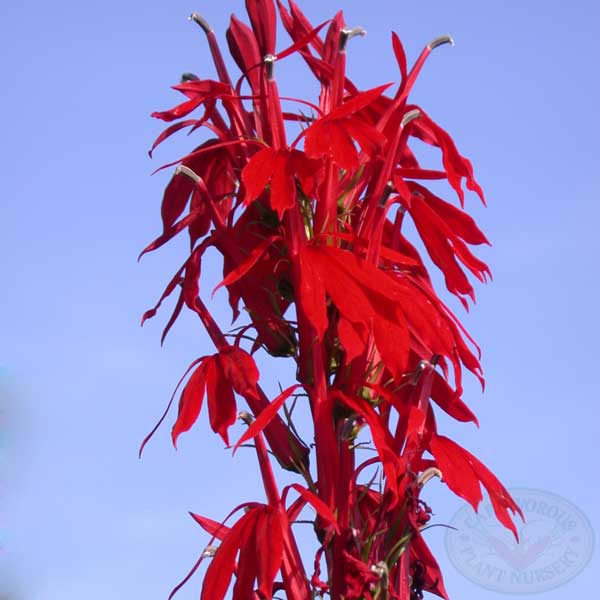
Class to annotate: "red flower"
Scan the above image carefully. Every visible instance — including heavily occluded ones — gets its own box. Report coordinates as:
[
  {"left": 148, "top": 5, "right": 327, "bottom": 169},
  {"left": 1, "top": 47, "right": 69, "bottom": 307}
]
[
  {"left": 141, "top": 2, "right": 521, "bottom": 598},
  {"left": 172, "top": 345, "right": 259, "bottom": 446}
]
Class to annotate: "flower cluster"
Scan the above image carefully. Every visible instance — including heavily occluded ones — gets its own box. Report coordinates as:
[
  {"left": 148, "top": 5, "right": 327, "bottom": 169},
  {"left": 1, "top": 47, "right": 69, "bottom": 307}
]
[{"left": 140, "top": 1, "right": 522, "bottom": 598}]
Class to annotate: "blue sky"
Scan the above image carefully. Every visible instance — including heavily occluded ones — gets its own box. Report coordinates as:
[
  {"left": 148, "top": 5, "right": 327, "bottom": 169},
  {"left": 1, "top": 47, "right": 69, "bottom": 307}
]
[{"left": 1, "top": 0, "right": 598, "bottom": 598}]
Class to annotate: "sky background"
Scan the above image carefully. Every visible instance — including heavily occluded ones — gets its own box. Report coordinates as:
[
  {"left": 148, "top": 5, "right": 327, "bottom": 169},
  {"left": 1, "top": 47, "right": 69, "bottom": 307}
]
[{"left": 1, "top": 0, "right": 599, "bottom": 598}]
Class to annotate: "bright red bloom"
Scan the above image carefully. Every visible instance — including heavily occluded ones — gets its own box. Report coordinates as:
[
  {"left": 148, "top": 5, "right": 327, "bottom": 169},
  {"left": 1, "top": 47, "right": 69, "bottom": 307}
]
[{"left": 140, "top": 2, "right": 522, "bottom": 599}]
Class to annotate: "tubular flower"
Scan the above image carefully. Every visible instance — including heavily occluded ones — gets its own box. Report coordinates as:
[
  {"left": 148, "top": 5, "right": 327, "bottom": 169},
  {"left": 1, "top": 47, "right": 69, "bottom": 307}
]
[{"left": 139, "top": 1, "right": 522, "bottom": 598}]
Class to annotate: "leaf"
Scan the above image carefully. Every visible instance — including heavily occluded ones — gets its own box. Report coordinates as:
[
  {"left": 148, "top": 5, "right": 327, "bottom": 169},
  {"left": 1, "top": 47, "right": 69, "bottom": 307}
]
[{"left": 234, "top": 385, "right": 299, "bottom": 452}]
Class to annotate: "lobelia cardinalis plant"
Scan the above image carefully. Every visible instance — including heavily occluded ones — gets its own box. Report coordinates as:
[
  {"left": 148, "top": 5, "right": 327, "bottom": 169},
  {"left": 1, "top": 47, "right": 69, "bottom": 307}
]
[{"left": 139, "top": 1, "right": 523, "bottom": 598}]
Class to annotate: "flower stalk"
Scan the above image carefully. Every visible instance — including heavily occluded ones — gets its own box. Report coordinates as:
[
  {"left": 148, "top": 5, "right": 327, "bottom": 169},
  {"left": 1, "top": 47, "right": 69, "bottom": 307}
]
[{"left": 140, "top": 1, "right": 522, "bottom": 598}]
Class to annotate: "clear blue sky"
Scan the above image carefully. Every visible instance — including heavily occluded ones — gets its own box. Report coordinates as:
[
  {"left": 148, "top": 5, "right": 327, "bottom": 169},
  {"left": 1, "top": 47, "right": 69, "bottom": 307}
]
[{"left": 1, "top": 0, "right": 598, "bottom": 598}]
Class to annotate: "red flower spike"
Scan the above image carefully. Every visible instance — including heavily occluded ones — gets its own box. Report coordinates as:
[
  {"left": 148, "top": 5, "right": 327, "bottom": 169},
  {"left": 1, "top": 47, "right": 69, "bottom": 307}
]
[{"left": 143, "top": 4, "right": 520, "bottom": 598}]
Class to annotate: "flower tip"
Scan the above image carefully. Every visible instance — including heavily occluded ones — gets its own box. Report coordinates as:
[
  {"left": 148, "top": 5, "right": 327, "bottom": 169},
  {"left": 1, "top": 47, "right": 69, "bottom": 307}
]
[
  {"left": 175, "top": 164, "right": 201, "bottom": 183},
  {"left": 340, "top": 26, "right": 367, "bottom": 51},
  {"left": 428, "top": 34, "right": 454, "bottom": 50},
  {"left": 188, "top": 12, "right": 212, "bottom": 34},
  {"left": 401, "top": 108, "right": 421, "bottom": 128},
  {"left": 238, "top": 410, "right": 254, "bottom": 426},
  {"left": 417, "top": 467, "right": 442, "bottom": 488}
]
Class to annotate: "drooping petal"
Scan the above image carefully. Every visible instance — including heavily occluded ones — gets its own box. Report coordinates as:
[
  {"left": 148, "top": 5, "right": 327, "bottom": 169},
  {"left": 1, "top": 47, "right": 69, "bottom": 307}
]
[
  {"left": 205, "top": 357, "right": 237, "bottom": 445},
  {"left": 171, "top": 360, "right": 209, "bottom": 448},
  {"left": 241, "top": 147, "right": 275, "bottom": 204}
]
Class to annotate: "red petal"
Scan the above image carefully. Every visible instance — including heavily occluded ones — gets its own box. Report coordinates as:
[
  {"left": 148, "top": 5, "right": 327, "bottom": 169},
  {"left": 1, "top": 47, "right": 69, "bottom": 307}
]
[
  {"left": 255, "top": 508, "right": 284, "bottom": 599},
  {"left": 391, "top": 31, "right": 407, "bottom": 83},
  {"left": 219, "top": 346, "right": 260, "bottom": 398},
  {"left": 430, "top": 434, "right": 483, "bottom": 510},
  {"left": 298, "top": 247, "right": 328, "bottom": 339},
  {"left": 241, "top": 147, "right": 275, "bottom": 204},
  {"left": 148, "top": 119, "right": 197, "bottom": 157},
  {"left": 329, "top": 83, "right": 392, "bottom": 119},
  {"left": 289, "top": 484, "right": 339, "bottom": 532},
  {"left": 234, "top": 385, "right": 299, "bottom": 453},
  {"left": 171, "top": 361, "right": 208, "bottom": 448},
  {"left": 212, "top": 235, "right": 278, "bottom": 297},
  {"left": 201, "top": 509, "right": 259, "bottom": 600},
  {"left": 269, "top": 151, "right": 296, "bottom": 217},
  {"left": 245, "top": 0, "right": 277, "bottom": 55},
  {"left": 205, "top": 358, "right": 237, "bottom": 445},
  {"left": 189, "top": 513, "right": 231, "bottom": 540}
]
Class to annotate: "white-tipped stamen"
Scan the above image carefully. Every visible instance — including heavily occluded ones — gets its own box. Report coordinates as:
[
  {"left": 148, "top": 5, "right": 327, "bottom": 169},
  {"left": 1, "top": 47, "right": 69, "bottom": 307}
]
[
  {"left": 238, "top": 410, "right": 255, "bottom": 425},
  {"left": 370, "top": 561, "right": 389, "bottom": 579},
  {"left": 189, "top": 12, "right": 212, "bottom": 34},
  {"left": 202, "top": 545, "right": 217, "bottom": 558},
  {"left": 417, "top": 467, "right": 442, "bottom": 488},
  {"left": 378, "top": 180, "right": 395, "bottom": 207},
  {"left": 428, "top": 34, "right": 454, "bottom": 50},
  {"left": 340, "top": 26, "right": 367, "bottom": 51},
  {"left": 401, "top": 109, "right": 421, "bottom": 128},
  {"left": 263, "top": 54, "right": 277, "bottom": 79},
  {"left": 175, "top": 164, "right": 201, "bottom": 183}
]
